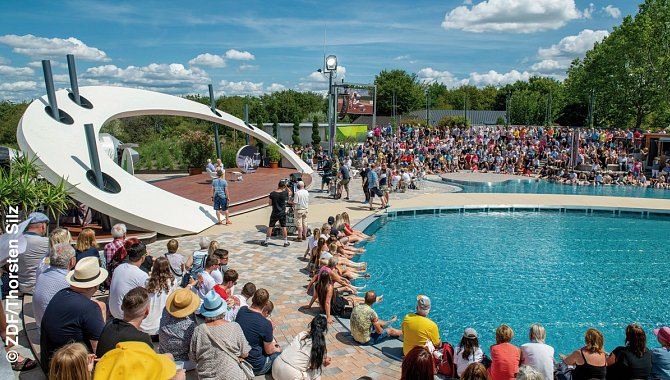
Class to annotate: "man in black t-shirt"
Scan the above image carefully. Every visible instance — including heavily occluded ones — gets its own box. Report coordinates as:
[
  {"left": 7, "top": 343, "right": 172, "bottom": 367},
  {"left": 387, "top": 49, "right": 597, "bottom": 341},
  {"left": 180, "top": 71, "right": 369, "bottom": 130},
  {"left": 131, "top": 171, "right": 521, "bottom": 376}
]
[
  {"left": 360, "top": 164, "right": 370, "bottom": 204},
  {"left": 96, "top": 287, "right": 153, "bottom": 357},
  {"left": 261, "top": 180, "right": 291, "bottom": 247}
]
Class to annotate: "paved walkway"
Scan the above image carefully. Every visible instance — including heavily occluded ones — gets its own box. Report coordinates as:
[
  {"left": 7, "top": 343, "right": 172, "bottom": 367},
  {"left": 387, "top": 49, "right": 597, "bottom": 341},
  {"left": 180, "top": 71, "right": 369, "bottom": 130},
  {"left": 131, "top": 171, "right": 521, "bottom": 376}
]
[{"left": 12, "top": 173, "right": 670, "bottom": 379}]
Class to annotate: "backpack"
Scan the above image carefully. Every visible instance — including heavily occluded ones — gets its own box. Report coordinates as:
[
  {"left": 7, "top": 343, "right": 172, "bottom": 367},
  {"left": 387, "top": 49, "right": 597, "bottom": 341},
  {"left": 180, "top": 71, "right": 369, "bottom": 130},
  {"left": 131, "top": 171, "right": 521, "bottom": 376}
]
[{"left": 436, "top": 342, "right": 456, "bottom": 378}]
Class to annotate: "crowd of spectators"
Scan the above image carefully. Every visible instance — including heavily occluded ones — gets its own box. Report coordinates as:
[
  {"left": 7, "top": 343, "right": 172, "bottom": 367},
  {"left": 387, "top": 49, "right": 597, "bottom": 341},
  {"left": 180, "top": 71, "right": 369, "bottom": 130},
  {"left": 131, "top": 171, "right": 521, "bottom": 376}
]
[
  {"left": 9, "top": 214, "right": 340, "bottom": 380},
  {"left": 295, "top": 124, "right": 670, "bottom": 191}
]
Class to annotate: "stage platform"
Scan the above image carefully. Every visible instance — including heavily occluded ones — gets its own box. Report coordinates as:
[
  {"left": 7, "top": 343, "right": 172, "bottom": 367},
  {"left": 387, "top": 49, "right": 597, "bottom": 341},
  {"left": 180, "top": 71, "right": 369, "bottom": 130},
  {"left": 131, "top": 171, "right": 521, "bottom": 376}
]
[{"left": 150, "top": 167, "right": 313, "bottom": 216}]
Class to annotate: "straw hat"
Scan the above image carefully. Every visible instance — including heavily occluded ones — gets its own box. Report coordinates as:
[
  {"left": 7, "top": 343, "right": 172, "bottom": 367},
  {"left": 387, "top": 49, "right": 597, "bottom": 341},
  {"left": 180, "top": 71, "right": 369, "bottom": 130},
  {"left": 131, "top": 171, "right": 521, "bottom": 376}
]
[
  {"left": 93, "top": 341, "right": 176, "bottom": 380},
  {"left": 65, "top": 256, "right": 108, "bottom": 288},
  {"left": 165, "top": 288, "right": 200, "bottom": 318}
]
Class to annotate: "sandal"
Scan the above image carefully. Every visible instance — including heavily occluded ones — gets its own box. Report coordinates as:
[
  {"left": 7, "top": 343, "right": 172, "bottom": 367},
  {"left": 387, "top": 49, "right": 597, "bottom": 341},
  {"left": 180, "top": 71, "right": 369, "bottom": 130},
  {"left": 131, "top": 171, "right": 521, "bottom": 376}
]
[
  {"left": 12, "top": 358, "right": 37, "bottom": 372},
  {"left": 226, "top": 221, "right": 233, "bottom": 225}
]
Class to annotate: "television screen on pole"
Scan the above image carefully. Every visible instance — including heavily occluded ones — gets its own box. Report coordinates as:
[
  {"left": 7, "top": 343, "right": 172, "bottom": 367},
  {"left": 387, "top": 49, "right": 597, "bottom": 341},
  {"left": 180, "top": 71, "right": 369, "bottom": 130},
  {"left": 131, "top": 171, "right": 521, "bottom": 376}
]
[{"left": 337, "top": 86, "right": 374, "bottom": 116}]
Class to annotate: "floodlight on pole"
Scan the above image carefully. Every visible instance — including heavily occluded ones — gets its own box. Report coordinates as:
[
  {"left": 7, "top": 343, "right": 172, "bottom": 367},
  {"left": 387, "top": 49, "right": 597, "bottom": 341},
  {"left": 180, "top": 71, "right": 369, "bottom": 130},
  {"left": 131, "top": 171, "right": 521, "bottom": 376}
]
[
  {"left": 324, "top": 54, "right": 338, "bottom": 155},
  {"left": 326, "top": 55, "right": 337, "bottom": 71}
]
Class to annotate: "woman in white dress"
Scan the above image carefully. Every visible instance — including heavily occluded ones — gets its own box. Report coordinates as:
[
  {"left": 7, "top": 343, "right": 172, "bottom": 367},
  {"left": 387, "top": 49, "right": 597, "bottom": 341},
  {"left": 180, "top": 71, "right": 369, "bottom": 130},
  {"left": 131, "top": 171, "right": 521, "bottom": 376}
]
[
  {"left": 140, "top": 257, "right": 178, "bottom": 336},
  {"left": 272, "top": 315, "right": 331, "bottom": 380}
]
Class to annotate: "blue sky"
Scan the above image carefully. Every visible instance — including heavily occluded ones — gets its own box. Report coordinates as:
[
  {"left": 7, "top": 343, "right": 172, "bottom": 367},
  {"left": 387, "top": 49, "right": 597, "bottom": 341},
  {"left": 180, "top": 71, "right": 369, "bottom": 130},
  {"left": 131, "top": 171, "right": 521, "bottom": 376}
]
[{"left": 0, "top": 0, "right": 639, "bottom": 101}]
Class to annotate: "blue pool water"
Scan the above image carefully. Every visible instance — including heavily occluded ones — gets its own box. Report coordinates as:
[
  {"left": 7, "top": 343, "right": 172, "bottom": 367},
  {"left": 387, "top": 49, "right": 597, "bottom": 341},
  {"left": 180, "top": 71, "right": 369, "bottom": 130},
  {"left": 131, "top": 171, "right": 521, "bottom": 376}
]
[
  {"left": 355, "top": 212, "right": 669, "bottom": 356},
  {"left": 447, "top": 179, "right": 670, "bottom": 199}
]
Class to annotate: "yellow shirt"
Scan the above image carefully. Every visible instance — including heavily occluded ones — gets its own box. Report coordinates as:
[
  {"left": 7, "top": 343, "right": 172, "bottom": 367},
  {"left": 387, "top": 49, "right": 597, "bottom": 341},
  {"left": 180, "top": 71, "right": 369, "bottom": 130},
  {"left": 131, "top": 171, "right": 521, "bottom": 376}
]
[{"left": 401, "top": 313, "right": 440, "bottom": 355}]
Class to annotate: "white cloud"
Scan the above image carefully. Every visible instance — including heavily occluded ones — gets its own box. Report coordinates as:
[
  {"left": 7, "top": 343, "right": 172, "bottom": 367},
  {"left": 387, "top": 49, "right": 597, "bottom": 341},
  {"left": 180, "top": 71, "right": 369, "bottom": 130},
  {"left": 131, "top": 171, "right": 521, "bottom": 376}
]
[
  {"left": 188, "top": 53, "right": 226, "bottom": 68},
  {"left": 530, "top": 29, "right": 609, "bottom": 74},
  {"left": 603, "top": 5, "right": 621, "bottom": 18},
  {"left": 0, "top": 81, "right": 36, "bottom": 91},
  {"left": 224, "top": 49, "right": 255, "bottom": 61},
  {"left": 418, "top": 67, "right": 531, "bottom": 88},
  {"left": 301, "top": 65, "right": 347, "bottom": 91},
  {"left": 218, "top": 80, "right": 264, "bottom": 96},
  {"left": 0, "top": 34, "right": 110, "bottom": 61},
  {"left": 266, "top": 83, "right": 286, "bottom": 92},
  {"left": 0, "top": 56, "right": 8, "bottom": 65},
  {"left": 468, "top": 70, "right": 532, "bottom": 87},
  {"left": 583, "top": 3, "right": 595, "bottom": 19},
  {"left": 394, "top": 55, "right": 410, "bottom": 61},
  {"left": 0, "top": 65, "right": 34, "bottom": 77},
  {"left": 442, "top": 0, "right": 583, "bottom": 33},
  {"left": 417, "top": 67, "right": 466, "bottom": 88},
  {"left": 239, "top": 64, "right": 259, "bottom": 71},
  {"left": 83, "top": 63, "right": 210, "bottom": 94}
]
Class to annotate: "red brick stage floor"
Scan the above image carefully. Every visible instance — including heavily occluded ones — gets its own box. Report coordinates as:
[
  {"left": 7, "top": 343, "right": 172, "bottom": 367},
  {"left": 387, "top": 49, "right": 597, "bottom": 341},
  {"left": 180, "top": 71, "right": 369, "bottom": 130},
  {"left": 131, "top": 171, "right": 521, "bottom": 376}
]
[{"left": 150, "top": 167, "right": 313, "bottom": 215}]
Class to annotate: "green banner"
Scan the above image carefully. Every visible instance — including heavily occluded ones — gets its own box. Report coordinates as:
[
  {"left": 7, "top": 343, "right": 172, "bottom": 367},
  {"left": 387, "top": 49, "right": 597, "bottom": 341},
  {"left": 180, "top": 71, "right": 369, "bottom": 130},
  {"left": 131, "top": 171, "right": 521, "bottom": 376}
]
[{"left": 336, "top": 125, "right": 367, "bottom": 142}]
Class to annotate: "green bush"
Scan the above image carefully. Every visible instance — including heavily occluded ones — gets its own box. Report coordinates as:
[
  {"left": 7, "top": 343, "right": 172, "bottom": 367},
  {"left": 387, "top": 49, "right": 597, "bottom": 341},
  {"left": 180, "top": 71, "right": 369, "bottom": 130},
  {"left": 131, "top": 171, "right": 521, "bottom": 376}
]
[
  {"left": 437, "top": 115, "right": 470, "bottom": 128},
  {"left": 267, "top": 145, "right": 281, "bottom": 162},
  {"left": 311, "top": 116, "right": 321, "bottom": 147},
  {"left": 221, "top": 142, "right": 244, "bottom": 169},
  {"left": 292, "top": 119, "right": 301, "bottom": 146},
  {"left": 136, "top": 137, "right": 184, "bottom": 170},
  {"left": 181, "top": 130, "right": 214, "bottom": 168}
]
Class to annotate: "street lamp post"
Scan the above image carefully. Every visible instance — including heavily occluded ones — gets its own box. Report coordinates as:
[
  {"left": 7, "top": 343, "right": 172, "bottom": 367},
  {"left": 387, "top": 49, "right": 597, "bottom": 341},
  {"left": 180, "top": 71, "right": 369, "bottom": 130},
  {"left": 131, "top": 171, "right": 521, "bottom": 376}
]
[
  {"left": 425, "top": 88, "right": 430, "bottom": 128},
  {"left": 325, "top": 54, "right": 337, "bottom": 155}
]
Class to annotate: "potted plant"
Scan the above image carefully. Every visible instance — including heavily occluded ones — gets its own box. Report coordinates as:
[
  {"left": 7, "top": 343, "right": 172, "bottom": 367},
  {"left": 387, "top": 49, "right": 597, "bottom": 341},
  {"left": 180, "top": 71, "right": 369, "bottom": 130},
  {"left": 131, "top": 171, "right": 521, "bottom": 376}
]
[
  {"left": 181, "top": 130, "right": 214, "bottom": 175},
  {"left": 267, "top": 145, "right": 281, "bottom": 169}
]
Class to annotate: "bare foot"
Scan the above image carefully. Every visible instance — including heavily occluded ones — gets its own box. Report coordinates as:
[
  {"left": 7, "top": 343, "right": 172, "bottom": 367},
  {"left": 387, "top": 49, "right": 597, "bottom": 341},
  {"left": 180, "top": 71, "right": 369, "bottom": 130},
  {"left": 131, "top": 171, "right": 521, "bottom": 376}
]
[{"left": 376, "top": 295, "right": 384, "bottom": 303}]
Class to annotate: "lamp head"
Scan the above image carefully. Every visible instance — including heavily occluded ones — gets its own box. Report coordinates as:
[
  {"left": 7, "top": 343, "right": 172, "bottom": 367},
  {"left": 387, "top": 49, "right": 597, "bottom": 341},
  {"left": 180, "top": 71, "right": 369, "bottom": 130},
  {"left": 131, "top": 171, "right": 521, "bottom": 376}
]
[{"left": 326, "top": 55, "right": 337, "bottom": 71}]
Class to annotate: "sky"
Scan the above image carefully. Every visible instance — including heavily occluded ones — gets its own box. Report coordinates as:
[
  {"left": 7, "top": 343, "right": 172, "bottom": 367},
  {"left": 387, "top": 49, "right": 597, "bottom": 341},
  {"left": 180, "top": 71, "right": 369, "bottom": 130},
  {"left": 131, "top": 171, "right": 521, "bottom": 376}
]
[{"left": 0, "top": 0, "right": 641, "bottom": 102}]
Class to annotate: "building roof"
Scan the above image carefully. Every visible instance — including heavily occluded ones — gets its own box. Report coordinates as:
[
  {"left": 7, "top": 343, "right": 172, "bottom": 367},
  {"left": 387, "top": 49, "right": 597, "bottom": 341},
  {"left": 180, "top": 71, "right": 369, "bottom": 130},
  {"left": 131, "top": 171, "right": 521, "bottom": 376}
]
[
  {"left": 407, "top": 110, "right": 507, "bottom": 126},
  {"left": 351, "top": 115, "right": 394, "bottom": 129}
]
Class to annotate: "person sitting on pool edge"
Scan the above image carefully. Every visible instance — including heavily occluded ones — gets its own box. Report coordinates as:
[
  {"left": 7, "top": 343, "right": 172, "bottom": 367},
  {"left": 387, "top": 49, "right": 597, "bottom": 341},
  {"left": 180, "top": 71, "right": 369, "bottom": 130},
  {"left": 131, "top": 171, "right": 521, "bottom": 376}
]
[
  {"left": 350, "top": 290, "right": 402, "bottom": 345},
  {"left": 401, "top": 295, "right": 441, "bottom": 356}
]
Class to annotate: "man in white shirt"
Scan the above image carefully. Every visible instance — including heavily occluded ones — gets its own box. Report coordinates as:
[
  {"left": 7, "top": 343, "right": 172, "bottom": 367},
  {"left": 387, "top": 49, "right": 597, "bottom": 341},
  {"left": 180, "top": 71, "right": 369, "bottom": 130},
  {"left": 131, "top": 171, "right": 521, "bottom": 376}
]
[
  {"left": 108, "top": 240, "right": 149, "bottom": 319},
  {"left": 225, "top": 282, "right": 256, "bottom": 321},
  {"left": 292, "top": 181, "right": 309, "bottom": 242}
]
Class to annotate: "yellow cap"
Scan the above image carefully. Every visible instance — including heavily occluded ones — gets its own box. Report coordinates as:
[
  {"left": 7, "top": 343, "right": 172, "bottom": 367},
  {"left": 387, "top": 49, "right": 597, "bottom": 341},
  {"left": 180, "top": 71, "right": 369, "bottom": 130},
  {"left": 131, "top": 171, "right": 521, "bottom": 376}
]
[{"left": 93, "top": 342, "right": 176, "bottom": 380}]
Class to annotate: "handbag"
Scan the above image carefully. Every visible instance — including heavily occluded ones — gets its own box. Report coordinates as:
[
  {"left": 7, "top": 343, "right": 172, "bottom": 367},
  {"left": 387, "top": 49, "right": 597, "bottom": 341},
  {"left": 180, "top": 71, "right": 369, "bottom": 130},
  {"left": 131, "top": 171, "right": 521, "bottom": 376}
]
[{"left": 202, "top": 323, "right": 255, "bottom": 379}]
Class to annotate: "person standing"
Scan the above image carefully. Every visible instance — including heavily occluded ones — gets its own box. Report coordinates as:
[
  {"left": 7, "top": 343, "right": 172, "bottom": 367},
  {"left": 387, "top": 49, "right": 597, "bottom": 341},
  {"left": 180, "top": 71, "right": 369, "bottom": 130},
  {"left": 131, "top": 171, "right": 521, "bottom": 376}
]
[
  {"left": 338, "top": 160, "right": 351, "bottom": 200},
  {"left": 261, "top": 180, "right": 291, "bottom": 247},
  {"left": 211, "top": 170, "right": 232, "bottom": 225},
  {"left": 360, "top": 163, "right": 370, "bottom": 204},
  {"left": 293, "top": 181, "right": 309, "bottom": 242},
  {"left": 367, "top": 163, "right": 387, "bottom": 211}
]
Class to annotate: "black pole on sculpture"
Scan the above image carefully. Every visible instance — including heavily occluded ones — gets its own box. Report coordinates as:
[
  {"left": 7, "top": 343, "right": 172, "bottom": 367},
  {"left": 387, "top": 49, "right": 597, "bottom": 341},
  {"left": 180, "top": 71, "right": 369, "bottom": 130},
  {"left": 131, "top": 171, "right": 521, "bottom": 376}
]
[
  {"left": 42, "top": 60, "right": 60, "bottom": 121},
  {"left": 208, "top": 84, "right": 222, "bottom": 159},
  {"left": 84, "top": 123, "right": 105, "bottom": 190},
  {"left": 66, "top": 54, "right": 81, "bottom": 106},
  {"left": 244, "top": 103, "right": 250, "bottom": 145}
]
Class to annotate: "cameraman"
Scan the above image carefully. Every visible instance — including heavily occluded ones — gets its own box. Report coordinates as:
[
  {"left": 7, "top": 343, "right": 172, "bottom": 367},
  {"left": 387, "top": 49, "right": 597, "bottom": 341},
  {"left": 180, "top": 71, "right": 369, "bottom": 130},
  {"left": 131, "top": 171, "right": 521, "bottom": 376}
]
[{"left": 261, "top": 180, "right": 292, "bottom": 247}]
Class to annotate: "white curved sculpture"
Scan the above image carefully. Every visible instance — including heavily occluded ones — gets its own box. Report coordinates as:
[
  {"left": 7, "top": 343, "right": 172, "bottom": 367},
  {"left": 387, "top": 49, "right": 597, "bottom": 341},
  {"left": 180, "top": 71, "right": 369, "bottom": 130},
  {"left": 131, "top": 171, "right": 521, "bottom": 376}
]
[{"left": 17, "top": 86, "right": 312, "bottom": 236}]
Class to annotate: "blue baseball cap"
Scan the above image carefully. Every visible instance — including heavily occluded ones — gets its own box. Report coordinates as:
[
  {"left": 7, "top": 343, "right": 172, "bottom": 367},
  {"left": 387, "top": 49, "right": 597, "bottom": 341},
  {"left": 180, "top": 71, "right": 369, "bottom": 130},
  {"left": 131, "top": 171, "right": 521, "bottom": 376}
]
[{"left": 27, "top": 212, "right": 49, "bottom": 224}]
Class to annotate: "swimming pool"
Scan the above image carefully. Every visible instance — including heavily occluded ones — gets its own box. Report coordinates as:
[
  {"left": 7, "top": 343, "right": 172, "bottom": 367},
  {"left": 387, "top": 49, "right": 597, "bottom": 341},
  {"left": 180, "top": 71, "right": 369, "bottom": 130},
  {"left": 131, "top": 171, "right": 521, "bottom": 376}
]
[
  {"left": 446, "top": 178, "right": 670, "bottom": 199},
  {"left": 354, "top": 211, "right": 669, "bottom": 356}
]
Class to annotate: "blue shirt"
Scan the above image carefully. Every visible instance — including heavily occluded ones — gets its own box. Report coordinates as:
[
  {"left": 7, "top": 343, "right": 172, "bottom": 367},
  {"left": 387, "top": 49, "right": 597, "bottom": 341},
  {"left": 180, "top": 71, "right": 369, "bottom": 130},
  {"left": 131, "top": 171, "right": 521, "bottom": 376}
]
[
  {"left": 235, "top": 306, "right": 274, "bottom": 372},
  {"left": 367, "top": 170, "right": 379, "bottom": 189},
  {"left": 212, "top": 178, "right": 228, "bottom": 199},
  {"left": 40, "top": 288, "right": 105, "bottom": 371},
  {"left": 206, "top": 162, "right": 216, "bottom": 172},
  {"left": 33, "top": 266, "right": 69, "bottom": 332},
  {"left": 652, "top": 347, "right": 670, "bottom": 380}
]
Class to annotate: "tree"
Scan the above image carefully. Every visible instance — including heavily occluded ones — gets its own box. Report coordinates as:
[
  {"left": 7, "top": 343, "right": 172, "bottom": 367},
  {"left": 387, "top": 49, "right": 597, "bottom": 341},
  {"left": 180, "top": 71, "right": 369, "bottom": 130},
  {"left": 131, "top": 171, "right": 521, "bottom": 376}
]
[
  {"left": 292, "top": 117, "right": 301, "bottom": 146},
  {"left": 311, "top": 116, "right": 321, "bottom": 147},
  {"left": 374, "top": 69, "right": 424, "bottom": 115},
  {"left": 563, "top": 0, "right": 670, "bottom": 129}
]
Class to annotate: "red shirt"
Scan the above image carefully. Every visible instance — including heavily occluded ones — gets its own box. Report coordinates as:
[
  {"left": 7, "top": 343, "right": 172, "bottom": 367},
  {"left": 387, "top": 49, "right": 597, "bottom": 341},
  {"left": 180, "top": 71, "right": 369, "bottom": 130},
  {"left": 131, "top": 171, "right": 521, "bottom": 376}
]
[
  {"left": 213, "top": 284, "right": 229, "bottom": 301},
  {"left": 489, "top": 343, "right": 520, "bottom": 380}
]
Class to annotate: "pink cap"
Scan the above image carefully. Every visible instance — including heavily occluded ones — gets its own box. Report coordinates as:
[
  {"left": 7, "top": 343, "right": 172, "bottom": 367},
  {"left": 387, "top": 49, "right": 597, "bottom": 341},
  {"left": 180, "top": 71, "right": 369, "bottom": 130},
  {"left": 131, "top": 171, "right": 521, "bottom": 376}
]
[{"left": 654, "top": 327, "right": 670, "bottom": 342}]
